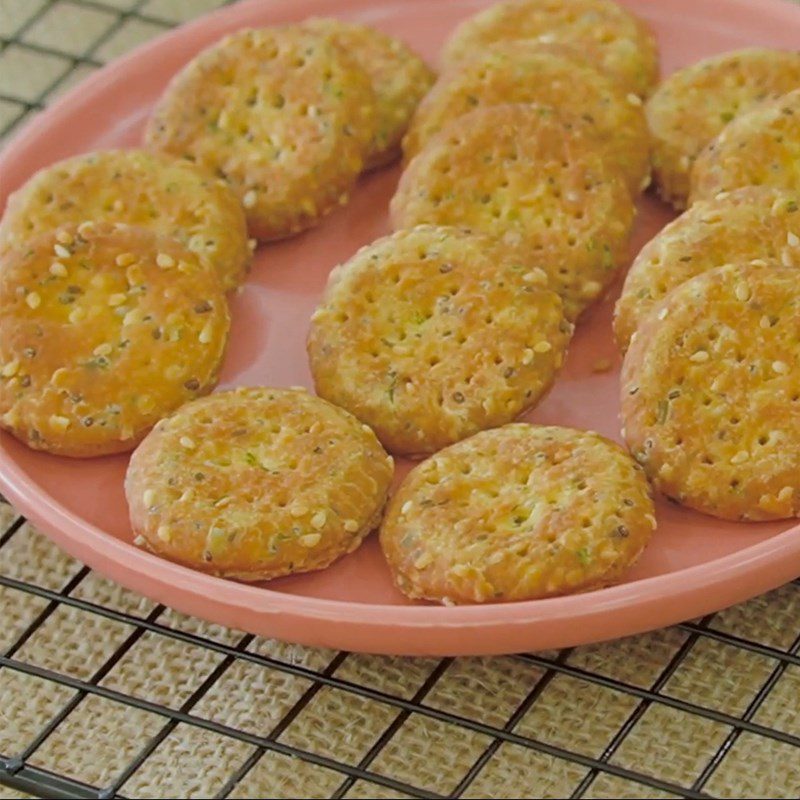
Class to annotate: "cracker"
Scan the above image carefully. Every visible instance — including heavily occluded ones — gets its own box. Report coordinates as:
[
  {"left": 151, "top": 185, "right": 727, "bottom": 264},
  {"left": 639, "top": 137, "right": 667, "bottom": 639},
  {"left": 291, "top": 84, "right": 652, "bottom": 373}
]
[
  {"left": 621, "top": 263, "right": 800, "bottom": 521},
  {"left": 614, "top": 187, "right": 800, "bottom": 351},
  {"left": 404, "top": 41, "right": 650, "bottom": 193},
  {"left": 380, "top": 423, "right": 655, "bottom": 604},
  {"left": 390, "top": 103, "right": 635, "bottom": 320},
  {"left": 145, "top": 26, "right": 377, "bottom": 241},
  {"left": 690, "top": 88, "right": 800, "bottom": 204},
  {"left": 645, "top": 48, "right": 800, "bottom": 209},
  {"left": 307, "top": 225, "right": 571, "bottom": 455},
  {"left": 0, "top": 149, "right": 250, "bottom": 291},
  {"left": 0, "top": 222, "right": 229, "bottom": 457},
  {"left": 442, "top": 0, "right": 659, "bottom": 97},
  {"left": 125, "top": 387, "right": 393, "bottom": 580},
  {"left": 300, "top": 18, "right": 434, "bottom": 170}
]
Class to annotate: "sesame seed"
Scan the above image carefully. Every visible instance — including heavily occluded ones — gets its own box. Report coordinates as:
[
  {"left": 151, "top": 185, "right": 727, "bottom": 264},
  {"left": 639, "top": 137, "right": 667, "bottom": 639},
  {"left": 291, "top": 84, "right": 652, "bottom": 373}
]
[
  {"left": 93, "top": 343, "right": 112, "bottom": 356},
  {"left": 414, "top": 552, "right": 433, "bottom": 569},
  {"left": 68, "top": 307, "right": 85, "bottom": 323},
  {"left": 788, "top": 232, "right": 799, "bottom": 247},
  {"left": 730, "top": 450, "right": 749, "bottom": 464},
  {"left": 401, "top": 500, "right": 413, "bottom": 515},
  {"left": 734, "top": 282, "right": 750, "bottom": 302},
  {"left": 522, "top": 348, "right": 534, "bottom": 365},
  {"left": 55, "top": 230, "right": 74, "bottom": 245},
  {"left": 311, "top": 511, "right": 326, "bottom": 529},
  {"left": 658, "top": 307, "right": 669, "bottom": 320},
  {"left": 772, "top": 360, "right": 789, "bottom": 375},
  {"left": 90, "top": 274, "right": 105, "bottom": 289},
  {"left": 781, "top": 250, "right": 794, "bottom": 267},
  {"left": 533, "top": 341, "right": 552, "bottom": 353},
  {"left": 300, "top": 533, "right": 321, "bottom": 547},
  {"left": 49, "top": 414, "right": 71, "bottom": 431},
  {"left": 243, "top": 190, "right": 257, "bottom": 208},
  {"left": 123, "top": 308, "right": 143, "bottom": 326},
  {"left": 108, "top": 293, "right": 127, "bottom": 307},
  {"left": 50, "top": 367, "right": 69, "bottom": 386},
  {"left": 1, "top": 360, "right": 19, "bottom": 378},
  {"left": 760, "top": 315, "right": 772, "bottom": 329},
  {"left": 290, "top": 504, "right": 308, "bottom": 518},
  {"left": 778, "top": 486, "right": 794, "bottom": 502},
  {"left": 49, "top": 261, "right": 68, "bottom": 277},
  {"left": 749, "top": 258, "right": 768, "bottom": 267},
  {"left": 77, "top": 221, "right": 95, "bottom": 235},
  {"left": 215, "top": 496, "right": 232, "bottom": 508},
  {"left": 115, "top": 252, "right": 136, "bottom": 267},
  {"left": 25, "top": 291, "right": 41, "bottom": 309},
  {"left": 344, "top": 519, "right": 359, "bottom": 532},
  {"left": 582, "top": 280, "right": 602, "bottom": 298},
  {"left": 156, "top": 252, "right": 175, "bottom": 268},
  {"left": 133, "top": 535, "right": 146, "bottom": 547},
  {"left": 54, "top": 243, "right": 71, "bottom": 258},
  {"left": 180, "top": 436, "right": 196, "bottom": 449},
  {"left": 522, "top": 269, "right": 547, "bottom": 284},
  {"left": 157, "top": 525, "right": 172, "bottom": 542},
  {"left": 689, "top": 350, "right": 709, "bottom": 363},
  {"left": 645, "top": 514, "right": 657, "bottom": 529},
  {"left": 143, "top": 489, "right": 155, "bottom": 507},
  {"left": 247, "top": 238, "right": 257, "bottom": 252},
  {"left": 179, "top": 488, "right": 194, "bottom": 502},
  {"left": 198, "top": 323, "right": 213, "bottom": 344}
]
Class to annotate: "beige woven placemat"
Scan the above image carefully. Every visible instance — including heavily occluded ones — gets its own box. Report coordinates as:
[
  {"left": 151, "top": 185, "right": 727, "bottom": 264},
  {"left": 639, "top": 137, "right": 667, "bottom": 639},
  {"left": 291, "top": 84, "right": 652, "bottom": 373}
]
[{"left": 1, "top": 1, "right": 800, "bottom": 798}]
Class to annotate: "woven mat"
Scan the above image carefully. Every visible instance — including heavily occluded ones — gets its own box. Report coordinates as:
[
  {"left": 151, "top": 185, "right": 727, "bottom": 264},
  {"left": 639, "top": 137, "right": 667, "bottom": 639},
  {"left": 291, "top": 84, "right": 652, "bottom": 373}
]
[{"left": 1, "top": 1, "right": 800, "bottom": 798}]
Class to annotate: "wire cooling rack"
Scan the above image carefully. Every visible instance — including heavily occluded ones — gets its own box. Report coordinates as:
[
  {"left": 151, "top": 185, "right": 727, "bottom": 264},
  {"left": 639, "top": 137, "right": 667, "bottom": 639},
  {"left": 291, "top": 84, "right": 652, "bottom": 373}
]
[{"left": 2, "top": 1, "right": 800, "bottom": 798}]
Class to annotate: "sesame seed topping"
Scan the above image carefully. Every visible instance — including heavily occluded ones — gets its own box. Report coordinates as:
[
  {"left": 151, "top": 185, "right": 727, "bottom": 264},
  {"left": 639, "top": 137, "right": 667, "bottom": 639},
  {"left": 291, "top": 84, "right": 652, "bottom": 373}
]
[
  {"left": 180, "top": 436, "right": 196, "bottom": 449},
  {"left": 93, "top": 343, "right": 112, "bottom": 356},
  {"left": 414, "top": 552, "right": 433, "bottom": 569},
  {"left": 55, "top": 230, "right": 74, "bottom": 245},
  {"left": 77, "top": 221, "right": 95, "bottom": 235},
  {"left": 1, "top": 360, "right": 19, "bottom": 378},
  {"left": 734, "top": 282, "right": 750, "bottom": 302},
  {"left": 689, "top": 350, "right": 709, "bottom": 363},
  {"left": 108, "top": 293, "right": 127, "bottom": 307},
  {"left": 53, "top": 243, "right": 71, "bottom": 259},
  {"left": 760, "top": 315, "right": 772, "bottom": 329},
  {"left": 133, "top": 535, "right": 146, "bottom": 547},
  {"left": 247, "top": 238, "right": 257, "bottom": 252},
  {"left": 115, "top": 253, "right": 136, "bottom": 267},
  {"left": 49, "top": 261, "right": 68, "bottom": 277},
  {"left": 781, "top": 250, "right": 794, "bottom": 267},
  {"left": 730, "top": 450, "right": 749, "bottom": 464},
  {"left": 522, "top": 348, "right": 534, "bottom": 365},
  {"left": 788, "top": 232, "right": 799, "bottom": 247},
  {"left": 68, "top": 307, "right": 85, "bottom": 323},
  {"left": 778, "top": 486, "right": 794, "bottom": 502},
  {"left": 290, "top": 503, "right": 308, "bottom": 518},
  {"left": 25, "top": 291, "right": 41, "bottom": 309},
  {"left": 156, "top": 252, "right": 175, "bottom": 268},
  {"left": 657, "top": 307, "right": 669, "bottom": 320},
  {"left": 49, "top": 414, "right": 71, "bottom": 431},
  {"left": 90, "top": 274, "right": 105, "bottom": 288},
  {"left": 522, "top": 269, "right": 547, "bottom": 284},
  {"left": 157, "top": 525, "right": 172, "bottom": 542},
  {"left": 143, "top": 489, "right": 155, "bottom": 507},
  {"left": 772, "top": 360, "right": 789, "bottom": 375},
  {"left": 123, "top": 308, "right": 143, "bottom": 326},
  {"left": 198, "top": 323, "right": 213, "bottom": 344},
  {"left": 343, "top": 519, "right": 359, "bottom": 532},
  {"left": 749, "top": 259, "right": 768, "bottom": 267},
  {"left": 300, "top": 533, "right": 321, "bottom": 547},
  {"left": 243, "top": 190, "right": 257, "bottom": 208},
  {"left": 310, "top": 511, "right": 326, "bottom": 529},
  {"left": 533, "top": 341, "right": 552, "bottom": 353},
  {"left": 401, "top": 500, "right": 413, "bottom": 515}
]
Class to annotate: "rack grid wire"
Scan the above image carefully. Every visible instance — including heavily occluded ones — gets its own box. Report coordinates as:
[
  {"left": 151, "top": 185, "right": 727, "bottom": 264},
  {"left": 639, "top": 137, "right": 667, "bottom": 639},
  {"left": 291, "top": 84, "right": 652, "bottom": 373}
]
[{"left": 1, "top": 1, "right": 800, "bottom": 798}]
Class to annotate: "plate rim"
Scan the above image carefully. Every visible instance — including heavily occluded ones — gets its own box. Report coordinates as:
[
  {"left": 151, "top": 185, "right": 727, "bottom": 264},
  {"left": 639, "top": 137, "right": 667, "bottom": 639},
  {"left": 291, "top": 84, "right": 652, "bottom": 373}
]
[{"left": 1, "top": 0, "right": 800, "bottom": 655}]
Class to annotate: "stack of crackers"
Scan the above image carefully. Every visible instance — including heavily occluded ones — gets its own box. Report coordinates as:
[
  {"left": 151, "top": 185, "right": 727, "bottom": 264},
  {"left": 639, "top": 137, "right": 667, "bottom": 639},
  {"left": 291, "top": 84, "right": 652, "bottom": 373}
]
[{"left": 2, "top": 0, "right": 799, "bottom": 607}]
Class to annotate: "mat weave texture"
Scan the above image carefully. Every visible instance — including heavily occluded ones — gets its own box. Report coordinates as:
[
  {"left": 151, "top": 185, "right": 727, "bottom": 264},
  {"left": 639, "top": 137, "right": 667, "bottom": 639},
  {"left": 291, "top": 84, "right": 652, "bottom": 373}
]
[{"left": 1, "top": 1, "right": 800, "bottom": 798}]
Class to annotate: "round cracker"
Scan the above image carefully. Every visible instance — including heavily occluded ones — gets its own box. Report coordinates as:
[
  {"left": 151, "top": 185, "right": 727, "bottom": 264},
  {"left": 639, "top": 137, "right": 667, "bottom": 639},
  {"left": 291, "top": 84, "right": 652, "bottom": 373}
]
[
  {"left": 621, "top": 263, "right": 800, "bottom": 521},
  {"left": 645, "top": 48, "right": 800, "bottom": 209},
  {"left": 125, "top": 387, "right": 393, "bottom": 581},
  {"left": 0, "top": 149, "right": 250, "bottom": 291},
  {"left": 307, "top": 225, "right": 572, "bottom": 456},
  {"left": 403, "top": 41, "right": 650, "bottom": 194},
  {"left": 145, "top": 26, "right": 377, "bottom": 241},
  {"left": 442, "top": 0, "right": 659, "bottom": 97},
  {"left": 614, "top": 187, "right": 800, "bottom": 351},
  {"left": 390, "top": 103, "right": 635, "bottom": 320},
  {"left": 380, "top": 423, "right": 655, "bottom": 604},
  {"left": 0, "top": 222, "right": 229, "bottom": 457},
  {"left": 299, "top": 18, "right": 434, "bottom": 170},
  {"left": 690, "top": 88, "right": 800, "bottom": 204}
]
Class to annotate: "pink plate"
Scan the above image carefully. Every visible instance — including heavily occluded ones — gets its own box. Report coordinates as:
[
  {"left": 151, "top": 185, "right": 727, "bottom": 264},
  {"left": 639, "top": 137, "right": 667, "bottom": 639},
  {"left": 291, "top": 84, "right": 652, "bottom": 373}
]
[{"left": 2, "top": 0, "right": 800, "bottom": 656}]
